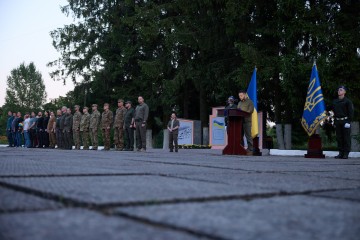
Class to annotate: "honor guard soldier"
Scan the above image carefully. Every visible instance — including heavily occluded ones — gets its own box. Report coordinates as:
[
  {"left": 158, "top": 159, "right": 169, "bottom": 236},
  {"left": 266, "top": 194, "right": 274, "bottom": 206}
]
[{"left": 333, "top": 85, "right": 354, "bottom": 159}]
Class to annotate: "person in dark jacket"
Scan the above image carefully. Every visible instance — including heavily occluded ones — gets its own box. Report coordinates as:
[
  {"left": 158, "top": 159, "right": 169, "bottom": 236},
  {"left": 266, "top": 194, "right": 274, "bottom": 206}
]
[
  {"left": 43, "top": 111, "right": 50, "bottom": 148},
  {"left": 29, "top": 112, "right": 37, "bottom": 148},
  {"left": 124, "top": 101, "right": 135, "bottom": 151},
  {"left": 134, "top": 96, "right": 149, "bottom": 151},
  {"left": 224, "top": 96, "right": 237, "bottom": 132},
  {"left": 333, "top": 85, "right": 354, "bottom": 159},
  {"left": 6, "top": 111, "right": 14, "bottom": 147},
  {"left": 63, "top": 108, "right": 73, "bottom": 150},
  {"left": 167, "top": 113, "right": 180, "bottom": 152},
  {"left": 14, "top": 112, "right": 24, "bottom": 147},
  {"left": 36, "top": 112, "right": 44, "bottom": 148},
  {"left": 59, "top": 106, "right": 67, "bottom": 149}
]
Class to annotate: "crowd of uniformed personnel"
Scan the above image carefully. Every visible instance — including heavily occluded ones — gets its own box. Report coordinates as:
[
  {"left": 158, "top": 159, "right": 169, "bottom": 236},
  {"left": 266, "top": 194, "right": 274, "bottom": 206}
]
[{"left": 6, "top": 96, "right": 150, "bottom": 151}]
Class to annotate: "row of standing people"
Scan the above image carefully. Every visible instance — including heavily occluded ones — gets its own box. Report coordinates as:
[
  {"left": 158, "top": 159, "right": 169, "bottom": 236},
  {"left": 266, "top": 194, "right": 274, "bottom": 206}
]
[
  {"left": 56, "top": 96, "right": 149, "bottom": 151},
  {"left": 5, "top": 96, "right": 150, "bottom": 151},
  {"left": 6, "top": 111, "right": 54, "bottom": 148}
]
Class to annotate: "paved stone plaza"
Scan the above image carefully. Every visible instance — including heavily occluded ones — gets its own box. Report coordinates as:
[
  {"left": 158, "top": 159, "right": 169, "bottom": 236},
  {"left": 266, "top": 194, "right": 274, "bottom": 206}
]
[{"left": 0, "top": 147, "right": 359, "bottom": 240}]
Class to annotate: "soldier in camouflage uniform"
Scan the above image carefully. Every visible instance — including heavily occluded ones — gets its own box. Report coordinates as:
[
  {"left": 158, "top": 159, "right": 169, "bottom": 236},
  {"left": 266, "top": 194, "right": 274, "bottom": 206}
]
[
  {"left": 80, "top": 107, "right": 91, "bottom": 150},
  {"left": 113, "top": 99, "right": 127, "bottom": 150},
  {"left": 72, "top": 105, "right": 82, "bottom": 150},
  {"left": 59, "top": 106, "right": 67, "bottom": 149},
  {"left": 101, "top": 103, "right": 113, "bottom": 150},
  {"left": 63, "top": 108, "right": 73, "bottom": 150},
  {"left": 90, "top": 104, "right": 101, "bottom": 150}
]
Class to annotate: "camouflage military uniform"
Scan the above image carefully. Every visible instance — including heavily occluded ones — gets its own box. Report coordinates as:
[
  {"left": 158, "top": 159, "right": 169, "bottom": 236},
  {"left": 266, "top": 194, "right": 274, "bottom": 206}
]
[
  {"left": 63, "top": 113, "right": 73, "bottom": 150},
  {"left": 80, "top": 112, "right": 91, "bottom": 150},
  {"left": 113, "top": 107, "right": 126, "bottom": 150},
  {"left": 101, "top": 110, "right": 113, "bottom": 150},
  {"left": 90, "top": 110, "right": 100, "bottom": 150},
  {"left": 72, "top": 110, "right": 82, "bottom": 150},
  {"left": 47, "top": 116, "right": 56, "bottom": 148}
]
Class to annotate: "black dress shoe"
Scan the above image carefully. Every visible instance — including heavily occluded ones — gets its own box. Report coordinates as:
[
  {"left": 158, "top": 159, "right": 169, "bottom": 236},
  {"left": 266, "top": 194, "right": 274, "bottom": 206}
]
[
  {"left": 342, "top": 156, "right": 348, "bottom": 159},
  {"left": 335, "top": 155, "right": 343, "bottom": 159}
]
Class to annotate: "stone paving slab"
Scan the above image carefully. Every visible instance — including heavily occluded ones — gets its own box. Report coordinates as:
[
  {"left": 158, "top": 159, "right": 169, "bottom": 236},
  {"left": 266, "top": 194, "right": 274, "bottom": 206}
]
[
  {"left": 0, "top": 187, "right": 63, "bottom": 212},
  {"left": 117, "top": 195, "right": 360, "bottom": 240},
  {"left": 0, "top": 157, "right": 252, "bottom": 177},
  {"left": 170, "top": 172, "right": 360, "bottom": 192},
  {"left": 0, "top": 175, "right": 274, "bottom": 205},
  {"left": 1, "top": 147, "right": 359, "bottom": 240},
  {"left": 125, "top": 152, "right": 360, "bottom": 172},
  {"left": 0, "top": 157, "right": 156, "bottom": 176},
  {"left": 0, "top": 208, "right": 197, "bottom": 240}
]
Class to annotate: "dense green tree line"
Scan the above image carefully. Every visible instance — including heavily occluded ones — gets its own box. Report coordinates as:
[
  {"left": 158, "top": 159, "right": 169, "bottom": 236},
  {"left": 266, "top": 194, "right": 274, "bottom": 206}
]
[{"left": 46, "top": 0, "right": 359, "bottom": 142}]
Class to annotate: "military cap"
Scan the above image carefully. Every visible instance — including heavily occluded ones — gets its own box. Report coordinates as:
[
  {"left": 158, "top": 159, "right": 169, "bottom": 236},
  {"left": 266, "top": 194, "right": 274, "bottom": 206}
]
[
  {"left": 125, "top": 100, "right": 132, "bottom": 104},
  {"left": 228, "top": 96, "right": 235, "bottom": 102},
  {"left": 92, "top": 104, "right": 98, "bottom": 107},
  {"left": 338, "top": 85, "right": 347, "bottom": 91},
  {"left": 83, "top": 106, "right": 89, "bottom": 110},
  {"left": 74, "top": 105, "right": 80, "bottom": 108}
]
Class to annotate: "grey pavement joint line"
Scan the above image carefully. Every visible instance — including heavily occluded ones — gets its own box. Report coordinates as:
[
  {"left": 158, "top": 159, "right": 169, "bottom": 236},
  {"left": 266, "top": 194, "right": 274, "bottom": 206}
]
[
  {"left": 112, "top": 210, "right": 230, "bottom": 240},
  {"left": 0, "top": 173, "right": 153, "bottom": 179},
  {"left": 0, "top": 207, "right": 62, "bottom": 215},
  {"left": 307, "top": 191, "right": 360, "bottom": 203},
  {"left": 121, "top": 158, "right": 347, "bottom": 174}
]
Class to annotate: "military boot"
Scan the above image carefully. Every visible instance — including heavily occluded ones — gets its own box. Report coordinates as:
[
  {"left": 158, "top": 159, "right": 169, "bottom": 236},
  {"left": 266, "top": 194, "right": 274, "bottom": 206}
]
[{"left": 335, "top": 152, "right": 344, "bottom": 159}]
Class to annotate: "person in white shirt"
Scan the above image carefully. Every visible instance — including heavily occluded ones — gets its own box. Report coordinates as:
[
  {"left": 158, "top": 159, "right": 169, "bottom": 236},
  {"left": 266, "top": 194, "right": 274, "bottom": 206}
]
[{"left": 23, "top": 113, "right": 31, "bottom": 148}]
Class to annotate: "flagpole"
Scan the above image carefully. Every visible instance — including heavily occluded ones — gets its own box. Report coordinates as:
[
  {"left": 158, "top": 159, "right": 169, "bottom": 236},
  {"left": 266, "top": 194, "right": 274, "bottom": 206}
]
[{"left": 303, "top": 64, "right": 326, "bottom": 158}]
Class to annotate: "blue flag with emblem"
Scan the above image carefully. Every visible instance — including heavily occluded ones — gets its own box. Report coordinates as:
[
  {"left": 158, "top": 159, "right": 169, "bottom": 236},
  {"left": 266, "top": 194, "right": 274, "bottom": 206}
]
[
  {"left": 246, "top": 68, "right": 259, "bottom": 138},
  {"left": 301, "top": 64, "right": 326, "bottom": 136}
]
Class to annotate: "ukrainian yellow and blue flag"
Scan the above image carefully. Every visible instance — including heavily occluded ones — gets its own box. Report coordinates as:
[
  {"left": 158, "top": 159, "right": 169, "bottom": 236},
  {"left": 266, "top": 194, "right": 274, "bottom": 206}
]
[
  {"left": 301, "top": 64, "right": 326, "bottom": 136},
  {"left": 246, "top": 68, "right": 259, "bottom": 138}
]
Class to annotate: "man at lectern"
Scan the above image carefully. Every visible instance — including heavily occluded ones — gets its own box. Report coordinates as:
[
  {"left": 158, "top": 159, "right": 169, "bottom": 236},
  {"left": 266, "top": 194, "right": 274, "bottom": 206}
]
[{"left": 237, "top": 90, "right": 254, "bottom": 154}]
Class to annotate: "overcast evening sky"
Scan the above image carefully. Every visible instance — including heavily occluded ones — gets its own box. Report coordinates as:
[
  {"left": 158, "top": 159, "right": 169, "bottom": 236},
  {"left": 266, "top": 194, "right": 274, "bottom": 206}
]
[{"left": 0, "top": 0, "right": 75, "bottom": 106}]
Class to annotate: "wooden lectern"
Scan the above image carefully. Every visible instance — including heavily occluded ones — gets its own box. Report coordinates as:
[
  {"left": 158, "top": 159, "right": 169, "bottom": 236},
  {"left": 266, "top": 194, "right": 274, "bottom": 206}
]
[{"left": 218, "top": 108, "right": 250, "bottom": 155}]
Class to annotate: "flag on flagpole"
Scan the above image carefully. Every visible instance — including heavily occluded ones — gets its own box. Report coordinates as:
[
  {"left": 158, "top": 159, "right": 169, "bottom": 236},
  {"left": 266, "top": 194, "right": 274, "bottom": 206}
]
[
  {"left": 246, "top": 68, "right": 259, "bottom": 138},
  {"left": 301, "top": 64, "right": 326, "bottom": 136}
]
